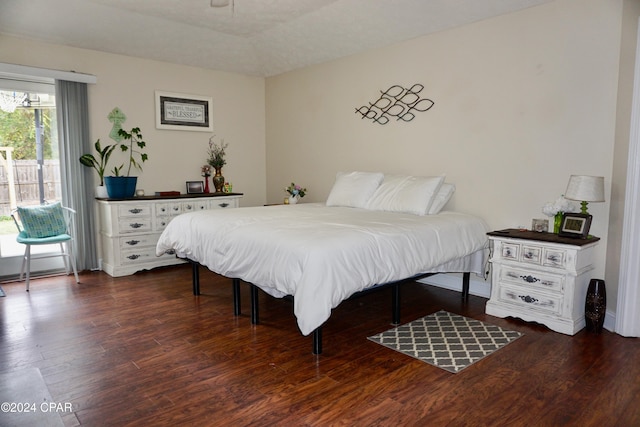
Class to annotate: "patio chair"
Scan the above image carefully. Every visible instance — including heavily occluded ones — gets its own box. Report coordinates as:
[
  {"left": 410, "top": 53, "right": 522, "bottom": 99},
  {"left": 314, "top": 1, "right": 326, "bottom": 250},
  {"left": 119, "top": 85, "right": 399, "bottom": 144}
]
[{"left": 11, "top": 202, "right": 80, "bottom": 291}]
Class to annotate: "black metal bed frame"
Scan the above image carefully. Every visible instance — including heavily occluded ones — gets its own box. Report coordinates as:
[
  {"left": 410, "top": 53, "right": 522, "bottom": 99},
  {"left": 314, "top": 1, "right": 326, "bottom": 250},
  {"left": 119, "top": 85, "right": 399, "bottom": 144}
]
[{"left": 189, "top": 260, "right": 470, "bottom": 355}]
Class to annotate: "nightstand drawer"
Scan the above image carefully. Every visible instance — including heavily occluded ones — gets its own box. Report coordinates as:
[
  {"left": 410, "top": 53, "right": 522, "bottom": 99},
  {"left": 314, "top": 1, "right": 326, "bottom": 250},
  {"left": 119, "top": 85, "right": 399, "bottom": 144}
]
[
  {"left": 497, "top": 284, "right": 562, "bottom": 315},
  {"left": 499, "top": 266, "right": 564, "bottom": 293}
]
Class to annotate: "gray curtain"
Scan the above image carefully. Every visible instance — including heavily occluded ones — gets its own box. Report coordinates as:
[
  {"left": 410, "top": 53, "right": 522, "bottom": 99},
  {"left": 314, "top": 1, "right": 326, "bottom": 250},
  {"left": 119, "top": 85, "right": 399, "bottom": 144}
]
[{"left": 55, "top": 80, "right": 98, "bottom": 270}]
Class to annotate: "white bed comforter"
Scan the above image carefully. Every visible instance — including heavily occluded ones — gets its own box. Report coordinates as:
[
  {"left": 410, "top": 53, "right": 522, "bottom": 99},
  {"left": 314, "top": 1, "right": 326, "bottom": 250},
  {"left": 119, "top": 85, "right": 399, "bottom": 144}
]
[{"left": 156, "top": 203, "right": 489, "bottom": 335}]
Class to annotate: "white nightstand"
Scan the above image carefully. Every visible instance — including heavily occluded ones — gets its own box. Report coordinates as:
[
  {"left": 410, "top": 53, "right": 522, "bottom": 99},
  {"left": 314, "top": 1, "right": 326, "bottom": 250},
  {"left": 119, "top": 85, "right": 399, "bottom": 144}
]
[{"left": 486, "top": 229, "right": 600, "bottom": 335}]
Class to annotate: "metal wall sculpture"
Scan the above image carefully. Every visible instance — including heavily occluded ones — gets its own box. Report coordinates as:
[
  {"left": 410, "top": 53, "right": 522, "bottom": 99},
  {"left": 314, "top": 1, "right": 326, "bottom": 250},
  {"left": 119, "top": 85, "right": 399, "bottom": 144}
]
[{"left": 355, "top": 84, "right": 434, "bottom": 125}]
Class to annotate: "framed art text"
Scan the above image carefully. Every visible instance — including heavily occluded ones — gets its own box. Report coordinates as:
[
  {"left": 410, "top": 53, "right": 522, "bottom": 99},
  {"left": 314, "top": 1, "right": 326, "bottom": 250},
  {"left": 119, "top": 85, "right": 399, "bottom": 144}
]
[{"left": 155, "top": 91, "right": 213, "bottom": 132}]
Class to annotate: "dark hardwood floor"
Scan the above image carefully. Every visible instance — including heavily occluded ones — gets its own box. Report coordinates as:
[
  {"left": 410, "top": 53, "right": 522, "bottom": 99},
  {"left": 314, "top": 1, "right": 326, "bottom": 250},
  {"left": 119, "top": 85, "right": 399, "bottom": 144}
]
[{"left": 1, "top": 266, "right": 639, "bottom": 426}]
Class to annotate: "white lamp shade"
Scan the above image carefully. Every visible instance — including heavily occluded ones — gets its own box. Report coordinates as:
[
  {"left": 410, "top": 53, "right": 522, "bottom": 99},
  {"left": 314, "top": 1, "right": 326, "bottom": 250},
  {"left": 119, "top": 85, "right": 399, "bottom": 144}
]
[{"left": 564, "top": 175, "right": 605, "bottom": 202}]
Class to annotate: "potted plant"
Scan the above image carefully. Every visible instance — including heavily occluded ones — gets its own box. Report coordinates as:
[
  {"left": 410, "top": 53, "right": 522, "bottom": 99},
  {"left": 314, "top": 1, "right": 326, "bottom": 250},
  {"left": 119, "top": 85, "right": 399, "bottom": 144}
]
[
  {"left": 79, "top": 139, "right": 117, "bottom": 198},
  {"left": 104, "top": 127, "right": 148, "bottom": 198}
]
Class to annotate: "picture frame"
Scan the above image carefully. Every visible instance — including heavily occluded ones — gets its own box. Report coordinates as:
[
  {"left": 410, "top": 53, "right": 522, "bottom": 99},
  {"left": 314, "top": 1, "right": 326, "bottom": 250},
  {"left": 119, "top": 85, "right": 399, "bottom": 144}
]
[
  {"left": 155, "top": 91, "right": 213, "bottom": 132},
  {"left": 558, "top": 213, "right": 592, "bottom": 238},
  {"left": 531, "top": 218, "right": 549, "bottom": 233},
  {"left": 186, "top": 181, "right": 204, "bottom": 194}
]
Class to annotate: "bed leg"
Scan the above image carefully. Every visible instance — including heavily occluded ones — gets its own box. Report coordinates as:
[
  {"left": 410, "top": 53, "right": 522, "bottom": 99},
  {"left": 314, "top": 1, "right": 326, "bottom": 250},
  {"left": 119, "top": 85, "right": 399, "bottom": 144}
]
[
  {"left": 313, "top": 327, "right": 323, "bottom": 355},
  {"left": 392, "top": 283, "right": 401, "bottom": 325},
  {"left": 232, "top": 278, "right": 241, "bottom": 316},
  {"left": 191, "top": 260, "right": 200, "bottom": 295},
  {"left": 250, "top": 284, "right": 259, "bottom": 325},
  {"left": 462, "top": 272, "right": 470, "bottom": 301}
]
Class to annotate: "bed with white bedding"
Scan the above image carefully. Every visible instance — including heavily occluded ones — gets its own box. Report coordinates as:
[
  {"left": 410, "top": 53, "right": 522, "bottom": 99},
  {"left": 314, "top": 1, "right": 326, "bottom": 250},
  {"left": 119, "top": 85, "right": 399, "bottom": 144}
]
[
  {"left": 156, "top": 171, "right": 489, "bottom": 353},
  {"left": 156, "top": 202, "right": 488, "bottom": 334}
]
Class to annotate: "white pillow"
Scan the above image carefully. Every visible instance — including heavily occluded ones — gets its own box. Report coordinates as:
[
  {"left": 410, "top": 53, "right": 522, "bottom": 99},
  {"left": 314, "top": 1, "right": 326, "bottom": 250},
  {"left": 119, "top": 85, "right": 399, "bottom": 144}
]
[
  {"left": 326, "top": 171, "right": 384, "bottom": 208},
  {"left": 366, "top": 174, "right": 445, "bottom": 216},
  {"left": 428, "top": 183, "right": 456, "bottom": 214}
]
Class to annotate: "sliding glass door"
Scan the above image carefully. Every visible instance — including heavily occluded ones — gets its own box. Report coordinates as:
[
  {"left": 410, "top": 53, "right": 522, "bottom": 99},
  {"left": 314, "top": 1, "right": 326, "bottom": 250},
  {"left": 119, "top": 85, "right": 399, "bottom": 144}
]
[{"left": 0, "top": 83, "right": 64, "bottom": 279}]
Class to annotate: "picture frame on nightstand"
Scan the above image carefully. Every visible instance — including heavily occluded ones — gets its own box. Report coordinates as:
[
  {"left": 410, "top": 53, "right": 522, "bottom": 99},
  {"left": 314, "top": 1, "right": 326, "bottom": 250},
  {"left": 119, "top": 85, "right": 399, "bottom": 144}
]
[{"left": 558, "top": 213, "right": 592, "bottom": 238}]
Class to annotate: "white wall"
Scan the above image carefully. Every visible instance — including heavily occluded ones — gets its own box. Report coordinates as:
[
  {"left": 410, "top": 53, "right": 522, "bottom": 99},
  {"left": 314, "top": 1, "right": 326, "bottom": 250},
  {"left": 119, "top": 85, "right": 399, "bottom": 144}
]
[
  {"left": 265, "top": 0, "right": 623, "bottom": 308},
  {"left": 0, "top": 36, "right": 267, "bottom": 207}
]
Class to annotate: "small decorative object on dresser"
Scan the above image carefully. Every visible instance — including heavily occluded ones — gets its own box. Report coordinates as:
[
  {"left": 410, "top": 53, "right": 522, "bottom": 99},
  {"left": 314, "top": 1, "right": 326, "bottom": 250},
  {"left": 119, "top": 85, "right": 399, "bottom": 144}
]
[
  {"left": 486, "top": 229, "right": 600, "bottom": 335},
  {"left": 585, "top": 279, "right": 606, "bottom": 333},
  {"left": 207, "top": 135, "right": 227, "bottom": 193},
  {"left": 186, "top": 181, "right": 204, "bottom": 194},
  {"left": 201, "top": 165, "right": 211, "bottom": 193}
]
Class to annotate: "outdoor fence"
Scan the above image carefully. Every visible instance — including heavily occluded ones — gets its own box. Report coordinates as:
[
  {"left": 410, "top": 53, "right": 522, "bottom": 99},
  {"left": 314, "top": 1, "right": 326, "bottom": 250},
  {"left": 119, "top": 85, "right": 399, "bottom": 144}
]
[{"left": 0, "top": 160, "right": 61, "bottom": 216}]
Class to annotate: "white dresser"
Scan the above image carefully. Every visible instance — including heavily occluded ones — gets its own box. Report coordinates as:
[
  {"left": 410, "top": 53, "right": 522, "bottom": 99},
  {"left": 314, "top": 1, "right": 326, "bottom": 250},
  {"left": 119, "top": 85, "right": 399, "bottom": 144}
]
[
  {"left": 485, "top": 229, "right": 599, "bottom": 335},
  {"left": 97, "top": 193, "right": 243, "bottom": 277}
]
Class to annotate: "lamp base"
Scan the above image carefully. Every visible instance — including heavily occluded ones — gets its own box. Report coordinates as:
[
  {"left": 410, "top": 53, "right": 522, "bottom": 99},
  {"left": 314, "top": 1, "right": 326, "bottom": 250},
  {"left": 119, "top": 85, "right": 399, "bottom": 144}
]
[{"left": 580, "top": 201, "right": 589, "bottom": 215}]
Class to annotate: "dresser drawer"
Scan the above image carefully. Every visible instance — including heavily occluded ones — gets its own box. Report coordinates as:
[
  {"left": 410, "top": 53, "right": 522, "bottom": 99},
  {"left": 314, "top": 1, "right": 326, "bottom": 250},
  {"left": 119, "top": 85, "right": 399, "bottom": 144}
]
[
  {"left": 119, "top": 235, "right": 159, "bottom": 250},
  {"left": 496, "top": 284, "right": 562, "bottom": 315},
  {"left": 499, "top": 265, "right": 564, "bottom": 293},
  {"left": 210, "top": 198, "right": 237, "bottom": 209},
  {"left": 118, "top": 218, "right": 152, "bottom": 233},
  {"left": 156, "top": 202, "right": 183, "bottom": 216},
  {"left": 120, "top": 245, "right": 175, "bottom": 264},
  {"left": 117, "top": 205, "right": 152, "bottom": 218}
]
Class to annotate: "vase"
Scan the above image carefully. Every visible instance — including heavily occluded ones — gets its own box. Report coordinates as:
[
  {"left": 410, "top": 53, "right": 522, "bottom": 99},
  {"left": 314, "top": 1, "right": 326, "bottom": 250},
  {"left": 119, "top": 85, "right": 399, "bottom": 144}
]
[
  {"left": 213, "top": 167, "right": 225, "bottom": 193},
  {"left": 104, "top": 176, "right": 137, "bottom": 199},
  {"left": 585, "top": 279, "right": 606, "bottom": 333},
  {"left": 288, "top": 195, "right": 298, "bottom": 204},
  {"left": 204, "top": 176, "right": 210, "bottom": 193},
  {"left": 553, "top": 213, "right": 563, "bottom": 234}
]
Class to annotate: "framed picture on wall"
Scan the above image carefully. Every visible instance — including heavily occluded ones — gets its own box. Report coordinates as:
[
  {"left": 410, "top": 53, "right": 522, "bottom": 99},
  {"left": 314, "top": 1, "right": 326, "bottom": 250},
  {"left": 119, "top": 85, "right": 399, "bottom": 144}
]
[
  {"left": 186, "top": 181, "right": 204, "bottom": 194},
  {"left": 155, "top": 91, "right": 213, "bottom": 132},
  {"left": 558, "top": 213, "right": 592, "bottom": 238}
]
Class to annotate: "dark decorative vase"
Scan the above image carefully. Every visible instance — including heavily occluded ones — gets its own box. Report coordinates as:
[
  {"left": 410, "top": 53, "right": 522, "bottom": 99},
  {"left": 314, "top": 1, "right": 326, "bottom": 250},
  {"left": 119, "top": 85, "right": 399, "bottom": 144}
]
[
  {"left": 213, "top": 167, "right": 225, "bottom": 193},
  {"left": 585, "top": 279, "right": 606, "bottom": 333},
  {"left": 104, "top": 176, "right": 137, "bottom": 199},
  {"left": 204, "top": 176, "right": 210, "bottom": 193}
]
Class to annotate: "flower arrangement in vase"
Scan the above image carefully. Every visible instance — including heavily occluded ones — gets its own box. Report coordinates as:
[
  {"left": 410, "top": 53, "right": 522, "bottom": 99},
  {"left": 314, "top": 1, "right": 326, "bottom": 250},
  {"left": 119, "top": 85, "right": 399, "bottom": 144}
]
[
  {"left": 207, "top": 135, "right": 227, "bottom": 193},
  {"left": 542, "top": 195, "right": 579, "bottom": 233},
  {"left": 285, "top": 182, "right": 307, "bottom": 204}
]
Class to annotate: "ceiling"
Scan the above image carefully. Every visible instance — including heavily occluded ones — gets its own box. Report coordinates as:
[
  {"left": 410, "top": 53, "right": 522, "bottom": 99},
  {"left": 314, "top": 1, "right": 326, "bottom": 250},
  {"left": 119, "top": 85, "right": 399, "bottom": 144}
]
[{"left": 0, "top": 0, "right": 551, "bottom": 77}]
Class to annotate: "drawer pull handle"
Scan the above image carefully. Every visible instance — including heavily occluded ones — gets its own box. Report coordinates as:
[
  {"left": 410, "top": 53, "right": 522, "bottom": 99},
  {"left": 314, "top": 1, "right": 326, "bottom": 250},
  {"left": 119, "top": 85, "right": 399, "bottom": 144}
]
[
  {"left": 520, "top": 275, "right": 540, "bottom": 283},
  {"left": 128, "top": 208, "right": 143, "bottom": 214},
  {"left": 185, "top": 205, "right": 192, "bottom": 210},
  {"left": 129, "top": 223, "right": 144, "bottom": 229},
  {"left": 127, "top": 254, "right": 141, "bottom": 260},
  {"left": 518, "top": 295, "right": 538, "bottom": 304},
  {"left": 173, "top": 206, "right": 180, "bottom": 211},
  {"left": 160, "top": 207, "right": 166, "bottom": 212},
  {"left": 126, "top": 240, "right": 140, "bottom": 246},
  {"left": 219, "top": 202, "right": 229, "bottom": 208}
]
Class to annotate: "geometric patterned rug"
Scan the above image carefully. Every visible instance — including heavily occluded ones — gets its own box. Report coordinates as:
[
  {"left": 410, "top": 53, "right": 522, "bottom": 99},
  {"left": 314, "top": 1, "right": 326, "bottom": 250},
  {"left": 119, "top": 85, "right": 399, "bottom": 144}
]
[{"left": 368, "top": 310, "right": 523, "bottom": 373}]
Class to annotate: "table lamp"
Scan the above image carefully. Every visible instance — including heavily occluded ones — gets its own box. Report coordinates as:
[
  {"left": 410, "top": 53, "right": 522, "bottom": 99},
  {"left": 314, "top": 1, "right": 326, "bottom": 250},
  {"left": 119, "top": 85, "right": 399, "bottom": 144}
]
[{"left": 564, "top": 175, "right": 605, "bottom": 215}]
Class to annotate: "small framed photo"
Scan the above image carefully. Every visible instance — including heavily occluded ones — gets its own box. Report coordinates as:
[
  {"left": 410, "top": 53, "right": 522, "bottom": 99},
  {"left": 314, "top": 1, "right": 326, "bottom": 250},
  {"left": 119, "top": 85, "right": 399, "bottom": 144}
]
[
  {"left": 186, "top": 181, "right": 204, "bottom": 194},
  {"left": 531, "top": 218, "right": 549, "bottom": 233},
  {"left": 558, "top": 213, "right": 592, "bottom": 238}
]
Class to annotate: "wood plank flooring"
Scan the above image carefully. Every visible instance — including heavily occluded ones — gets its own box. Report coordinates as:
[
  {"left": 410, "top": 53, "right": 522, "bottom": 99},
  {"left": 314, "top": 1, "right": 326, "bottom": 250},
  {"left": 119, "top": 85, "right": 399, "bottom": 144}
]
[{"left": 1, "top": 266, "right": 639, "bottom": 426}]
